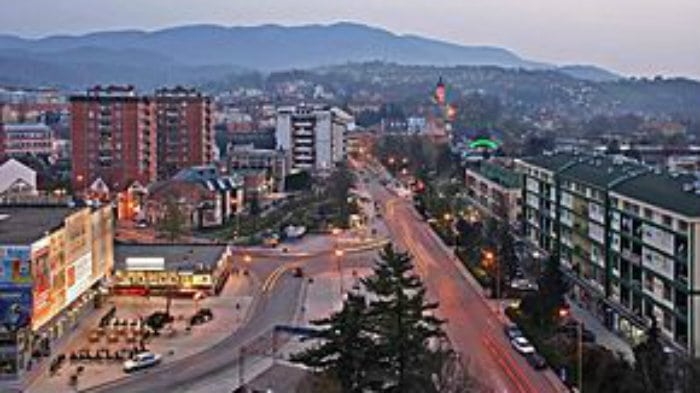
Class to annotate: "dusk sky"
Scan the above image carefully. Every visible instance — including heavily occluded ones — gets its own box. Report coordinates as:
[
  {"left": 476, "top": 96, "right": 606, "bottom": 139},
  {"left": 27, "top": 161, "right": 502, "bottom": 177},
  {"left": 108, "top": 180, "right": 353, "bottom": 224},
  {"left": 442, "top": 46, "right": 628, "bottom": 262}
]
[{"left": 2, "top": 0, "right": 699, "bottom": 78}]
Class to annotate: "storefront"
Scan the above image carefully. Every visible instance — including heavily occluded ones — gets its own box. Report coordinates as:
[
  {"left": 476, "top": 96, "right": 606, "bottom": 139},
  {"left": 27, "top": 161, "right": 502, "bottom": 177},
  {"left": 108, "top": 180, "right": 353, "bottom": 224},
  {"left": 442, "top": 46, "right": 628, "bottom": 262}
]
[
  {"left": 112, "top": 245, "right": 232, "bottom": 296},
  {"left": 0, "top": 205, "right": 114, "bottom": 382}
]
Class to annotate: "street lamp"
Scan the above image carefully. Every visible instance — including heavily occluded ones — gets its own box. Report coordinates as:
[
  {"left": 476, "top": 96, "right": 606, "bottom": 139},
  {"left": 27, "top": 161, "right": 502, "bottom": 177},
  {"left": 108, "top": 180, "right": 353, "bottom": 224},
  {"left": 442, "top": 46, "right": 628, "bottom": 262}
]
[
  {"left": 559, "top": 307, "right": 583, "bottom": 392},
  {"left": 243, "top": 254, "right": 252, "bottom": 263}
]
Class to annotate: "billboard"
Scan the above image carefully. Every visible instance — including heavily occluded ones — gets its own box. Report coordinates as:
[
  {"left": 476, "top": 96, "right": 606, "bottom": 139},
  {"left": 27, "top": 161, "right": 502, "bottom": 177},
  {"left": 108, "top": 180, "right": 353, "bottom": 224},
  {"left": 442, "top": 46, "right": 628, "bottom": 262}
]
[
  {"left": 66, "top": 252, "right": 93, "bottom": 305},
  {"left": 31, "top": 233, "right": 68, "bottom": 331},
  {"left": 0, "top": 283, "right": 32, "bottom": 332},
  {"left": 0, "top": 246, "right": 31, "bottom": 284}
]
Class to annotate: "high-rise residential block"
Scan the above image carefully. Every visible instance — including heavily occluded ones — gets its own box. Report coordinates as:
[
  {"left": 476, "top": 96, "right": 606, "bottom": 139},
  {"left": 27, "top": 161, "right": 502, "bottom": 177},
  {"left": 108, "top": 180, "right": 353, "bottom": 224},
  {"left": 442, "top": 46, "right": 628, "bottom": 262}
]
[
  {"left": 154, "top": 87, "right": 213, "bottom": 180},
  {"left": 70, "top": 86, "right": 156, "bottom": 193}
]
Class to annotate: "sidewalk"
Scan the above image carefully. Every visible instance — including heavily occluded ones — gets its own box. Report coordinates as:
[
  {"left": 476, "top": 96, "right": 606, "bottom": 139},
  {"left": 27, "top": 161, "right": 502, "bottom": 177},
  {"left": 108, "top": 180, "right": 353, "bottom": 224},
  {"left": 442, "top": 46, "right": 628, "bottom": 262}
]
[
  {"left": 567, "top": 298, "right": 635, "bottom": 362},
  {"left": 28, "top": 272, "right": 256, "bottom": 393},
  {"left": 178, "top": 268, "right": 367, "bottom": 393}
]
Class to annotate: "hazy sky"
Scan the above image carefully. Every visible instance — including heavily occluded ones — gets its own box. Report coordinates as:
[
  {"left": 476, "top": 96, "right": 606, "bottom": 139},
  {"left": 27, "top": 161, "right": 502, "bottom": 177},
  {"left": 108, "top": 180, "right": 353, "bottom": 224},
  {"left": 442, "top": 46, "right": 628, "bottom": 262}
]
[{"left": 2, "top": 0, "right": 699, "bottom": 78}]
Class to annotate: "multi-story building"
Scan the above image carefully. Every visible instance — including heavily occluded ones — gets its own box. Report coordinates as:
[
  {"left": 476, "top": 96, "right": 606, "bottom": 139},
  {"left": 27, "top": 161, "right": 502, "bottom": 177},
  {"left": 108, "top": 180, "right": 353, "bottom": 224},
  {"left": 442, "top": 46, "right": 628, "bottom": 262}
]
[
  {"left": 154, "top": 87, "right": 213, "bottom": 180},
  {"left": 464, "top": 159, "right": 522, "bottom": 228},
  {"left": 275, "top": 105, "right": 351, "bottom": 172},
  {"left": 227, "top": 144, "right": 288, "bottom": 192},
  {"left": 518, "top": 152, "right": 700, "bottom": 356},
  {"left": 70, "top": 86, "right": 157, "bottom": 193},
  {"left": 146, "top": 165, "right": 244, "bottom": 230},
  {"left": 0, "top": 123, "right": 55, "bottom": 157},
  {"left": 0, "top": 205, "right": 113, "bottom": 387}
]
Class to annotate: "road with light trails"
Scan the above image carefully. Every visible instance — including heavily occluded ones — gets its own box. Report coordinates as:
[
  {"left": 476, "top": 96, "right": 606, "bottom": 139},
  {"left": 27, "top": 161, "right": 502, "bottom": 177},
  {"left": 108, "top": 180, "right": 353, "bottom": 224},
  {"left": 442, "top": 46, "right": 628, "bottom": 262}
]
[
  {"left": 365, "top": 174, "right": 567, "bottom": 393},
  {"left": 83, "top": 244, "right": 382, "bottom": 393}
]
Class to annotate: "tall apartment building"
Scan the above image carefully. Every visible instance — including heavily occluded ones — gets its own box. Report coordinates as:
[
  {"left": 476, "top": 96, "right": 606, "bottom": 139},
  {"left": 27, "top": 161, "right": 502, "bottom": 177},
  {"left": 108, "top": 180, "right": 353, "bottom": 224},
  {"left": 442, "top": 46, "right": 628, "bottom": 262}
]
[
  {"left": 154, "top": 87, "right": 213, "bottom": 180},
  {"left": 70, "top": 86, "right": 156, "bottom": 193},
  {"left": 518, "top": 152, "right": 700, "bottom": 356},
  {"left": 275, "top": 105, "right": 351, "bottom": 172}
]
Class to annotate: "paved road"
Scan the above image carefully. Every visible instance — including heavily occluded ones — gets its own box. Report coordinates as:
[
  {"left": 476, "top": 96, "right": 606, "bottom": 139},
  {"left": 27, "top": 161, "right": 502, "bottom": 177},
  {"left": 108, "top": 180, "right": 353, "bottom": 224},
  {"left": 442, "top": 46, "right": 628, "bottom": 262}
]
[
  {"left": 366, "top": 173, "right": 567, "bottom": 393},
  {"left": 84, "top": 272, "right": 301, "bottom": 393},
  {"left": 83, "top": 244, "right": 379, "bottom": 393}
]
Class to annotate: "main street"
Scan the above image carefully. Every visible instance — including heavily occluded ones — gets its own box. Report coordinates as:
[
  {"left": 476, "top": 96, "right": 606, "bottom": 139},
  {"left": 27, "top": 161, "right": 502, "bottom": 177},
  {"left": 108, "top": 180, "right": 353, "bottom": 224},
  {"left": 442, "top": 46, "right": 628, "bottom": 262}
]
[
  {"left": 364, "top": 168, "right": 567, "bottom": 393},
  {"left": 81, "top": 246, "right": 380, "bottom": 393}
]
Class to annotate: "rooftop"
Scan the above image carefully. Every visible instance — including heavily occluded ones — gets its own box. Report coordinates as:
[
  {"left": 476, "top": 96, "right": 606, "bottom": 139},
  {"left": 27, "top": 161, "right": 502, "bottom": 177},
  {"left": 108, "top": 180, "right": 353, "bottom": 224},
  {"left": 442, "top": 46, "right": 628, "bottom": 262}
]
[
  {"left": 0, "top": 206, "right": 79, "bottom": 244},
  {"left": 520, "top": 153, "right": 579, "bottom": 172},
  {"left": 523, "top": 152, "right": 700, "bottom": 218},
  {"left": 611, "top": 172, "right": 700, "bottom": 218},
  {"left": 468, "top": 160, "right": 522, "bottom": 189},
  {"left": 114, "top": 244, "right": 227, "bottom": 272},
  {"left": 560, "top": 156, "right": 645, "bottom": 189}
]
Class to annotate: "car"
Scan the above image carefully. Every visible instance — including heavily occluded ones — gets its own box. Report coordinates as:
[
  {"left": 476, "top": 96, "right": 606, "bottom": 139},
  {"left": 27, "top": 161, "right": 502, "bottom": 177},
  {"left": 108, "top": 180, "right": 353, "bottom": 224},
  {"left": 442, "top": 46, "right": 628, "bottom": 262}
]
[
  {"left": 123, "top": 352, "right": 162, "bottom": 373},
  {"left": 293, "top": 267, "right": 304, "bottom": 277},
  {"left": 190, "top": 308, "right": 214, "bottom": 326},
  {"left": 526, "top": 352, "right": 547, "bottom": 370},
  {"left": 510, "top": 337, "right": 535, "bottom": 355},
  {"left": 135, "top": 220, "right": 148, "bottom": 229},
  {"left": 503, "top": 325, "right": 523, "bottom": 340}
]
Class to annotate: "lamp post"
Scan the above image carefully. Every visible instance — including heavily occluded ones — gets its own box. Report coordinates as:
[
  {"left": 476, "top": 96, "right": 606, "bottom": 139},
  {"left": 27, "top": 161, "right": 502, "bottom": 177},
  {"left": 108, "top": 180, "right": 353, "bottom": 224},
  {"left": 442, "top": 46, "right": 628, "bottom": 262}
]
[{"left": 559, "top": 307, "right": 582, "bottom": 392}]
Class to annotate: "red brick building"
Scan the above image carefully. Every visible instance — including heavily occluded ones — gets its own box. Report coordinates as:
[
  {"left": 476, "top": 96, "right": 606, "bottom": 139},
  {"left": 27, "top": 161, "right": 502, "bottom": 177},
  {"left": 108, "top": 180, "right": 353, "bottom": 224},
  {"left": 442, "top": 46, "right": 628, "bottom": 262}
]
[
  {"left": 154, "top": 87, "right": 213, "bottom": 180},
  {"left": 70, "top": 86, "right": 157, "bottom": 193}
]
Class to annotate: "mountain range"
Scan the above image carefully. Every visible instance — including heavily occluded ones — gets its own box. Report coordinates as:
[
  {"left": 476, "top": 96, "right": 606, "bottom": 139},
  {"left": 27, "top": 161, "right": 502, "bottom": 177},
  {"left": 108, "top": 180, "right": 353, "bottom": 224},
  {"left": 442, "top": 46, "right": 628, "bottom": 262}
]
[{"left": 0, "top": 22, "right": 622, "bottom": 89}]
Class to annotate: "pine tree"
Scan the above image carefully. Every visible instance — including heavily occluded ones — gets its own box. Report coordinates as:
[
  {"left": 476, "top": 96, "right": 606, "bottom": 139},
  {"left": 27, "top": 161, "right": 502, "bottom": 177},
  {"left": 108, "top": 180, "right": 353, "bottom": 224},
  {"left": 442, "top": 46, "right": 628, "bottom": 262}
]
[
  {"left": 291, "top": 293, "right": 377, "bottom": 393},
  {"left": 522, "top": 254, "right": 568, "bottom": 328},
  {"left": 362, "top": 243, "right": 446, "bottom": 393}
]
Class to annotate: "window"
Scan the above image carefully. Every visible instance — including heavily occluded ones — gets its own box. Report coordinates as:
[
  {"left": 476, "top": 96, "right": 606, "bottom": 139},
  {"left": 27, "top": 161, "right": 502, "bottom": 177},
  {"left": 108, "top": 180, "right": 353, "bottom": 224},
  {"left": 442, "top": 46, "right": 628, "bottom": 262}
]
[
  {"left": 643, "top": 208, "right": 653, "bottom": 219},
  {"left": 662, "top": 215, "right": 673, "bottom": 227},
  {"left": 663, "top": 310, "right": 673, "bottom": 331},
  {"left": 678, "top": 221, "right": 689, "bottom": 232},
  {"left": 663, "top": 281, "right": 672, "bottom": 302}
]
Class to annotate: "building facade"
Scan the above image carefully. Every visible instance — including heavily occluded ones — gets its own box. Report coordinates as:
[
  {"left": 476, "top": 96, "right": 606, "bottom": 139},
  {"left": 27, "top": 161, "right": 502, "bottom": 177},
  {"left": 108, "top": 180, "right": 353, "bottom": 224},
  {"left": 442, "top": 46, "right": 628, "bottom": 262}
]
[
  {"left": 0, "top": 123, "right": 54, "bottom": 157},
  {"left": 518, "top": 152, "right": 700, "bottom": 356},
  {"left": 112, "top": 244, "right": 232, "bottom": 296},
  {"left": 0, "top": 205, "right": 113, "bottom": 384},
  {"left": 464, "top": 160, "right": 523, "bottom": 228},
  {"left": 227, "top": 144, "right": 288, "bottom": 192},
  {"left": 70, "top": 86, "right": 157, "bottom": 193},
  {"left": 146, "top": 166, "right": 244, "bottom": 230},
  {"left": 154, "top": 87, "right": 214, "bottom": 180},
  {"left": 275, "top": 105, "right": 351, "bottom": 172}
]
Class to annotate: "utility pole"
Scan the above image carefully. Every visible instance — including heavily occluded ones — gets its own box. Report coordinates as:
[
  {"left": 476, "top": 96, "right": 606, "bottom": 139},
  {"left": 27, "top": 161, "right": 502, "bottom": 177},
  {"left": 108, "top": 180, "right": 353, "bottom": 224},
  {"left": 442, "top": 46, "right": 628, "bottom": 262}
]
[
  {"left": 578, "top": 321, "right": 583, "bottom": 393},
  {"left": 238, "top": 346, "right": 246, "bottom": 387}
]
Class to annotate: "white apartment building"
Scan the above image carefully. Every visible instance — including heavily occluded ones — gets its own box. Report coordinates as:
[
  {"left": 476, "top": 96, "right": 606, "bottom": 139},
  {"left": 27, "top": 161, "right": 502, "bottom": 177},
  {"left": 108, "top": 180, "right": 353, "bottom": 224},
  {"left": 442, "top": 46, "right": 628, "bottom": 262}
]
[{"left": 275, "top": 105, "right": 351, "bottom": 172}]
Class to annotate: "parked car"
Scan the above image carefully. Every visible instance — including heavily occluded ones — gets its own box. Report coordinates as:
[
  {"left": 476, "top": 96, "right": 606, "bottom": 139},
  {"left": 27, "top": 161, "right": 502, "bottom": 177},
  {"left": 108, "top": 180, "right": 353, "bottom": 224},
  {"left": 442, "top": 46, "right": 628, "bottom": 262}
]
[
  {"left": 510, "top": 337, "right": 536, "bottom": 355},
  {"left": 123, "top": 352, "right": 162, "bottom": 373},
  {"left": 503, "top": 324, "right": 523, "bottom": 340},
  {"left": 293, "top": 267, "right": 304, "bottom": 277},
  {"left": 190, "top": 308, "right": 214, "bottom": 326},
  {"left": 526, "top": 352, "right": 547, "bottom": 370}
]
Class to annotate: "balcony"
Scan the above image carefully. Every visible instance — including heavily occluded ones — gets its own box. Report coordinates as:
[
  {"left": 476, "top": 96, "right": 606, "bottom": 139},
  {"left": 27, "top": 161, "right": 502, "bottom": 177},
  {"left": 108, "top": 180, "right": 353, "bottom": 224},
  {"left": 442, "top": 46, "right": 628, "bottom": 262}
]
[{"left": 621, "top": 249, "right": 641, "bottom": 265}]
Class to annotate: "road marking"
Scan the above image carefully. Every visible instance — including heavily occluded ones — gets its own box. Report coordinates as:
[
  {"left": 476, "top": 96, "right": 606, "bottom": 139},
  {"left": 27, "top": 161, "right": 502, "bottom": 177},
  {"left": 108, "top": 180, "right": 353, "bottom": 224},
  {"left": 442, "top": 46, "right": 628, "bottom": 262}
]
[{"left": 483, "top": 335, "right": 530, "bottom": 393}]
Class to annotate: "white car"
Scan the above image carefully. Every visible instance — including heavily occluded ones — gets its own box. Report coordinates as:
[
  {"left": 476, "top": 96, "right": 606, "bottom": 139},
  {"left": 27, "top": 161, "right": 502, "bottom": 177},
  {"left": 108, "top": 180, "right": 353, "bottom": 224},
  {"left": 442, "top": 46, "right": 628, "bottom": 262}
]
[
  {"left": 510, "top": 337, "right": 535, "bottom": 355},
  {"left": 123, "top": 351, "right": 162, "bottom": 373}
]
